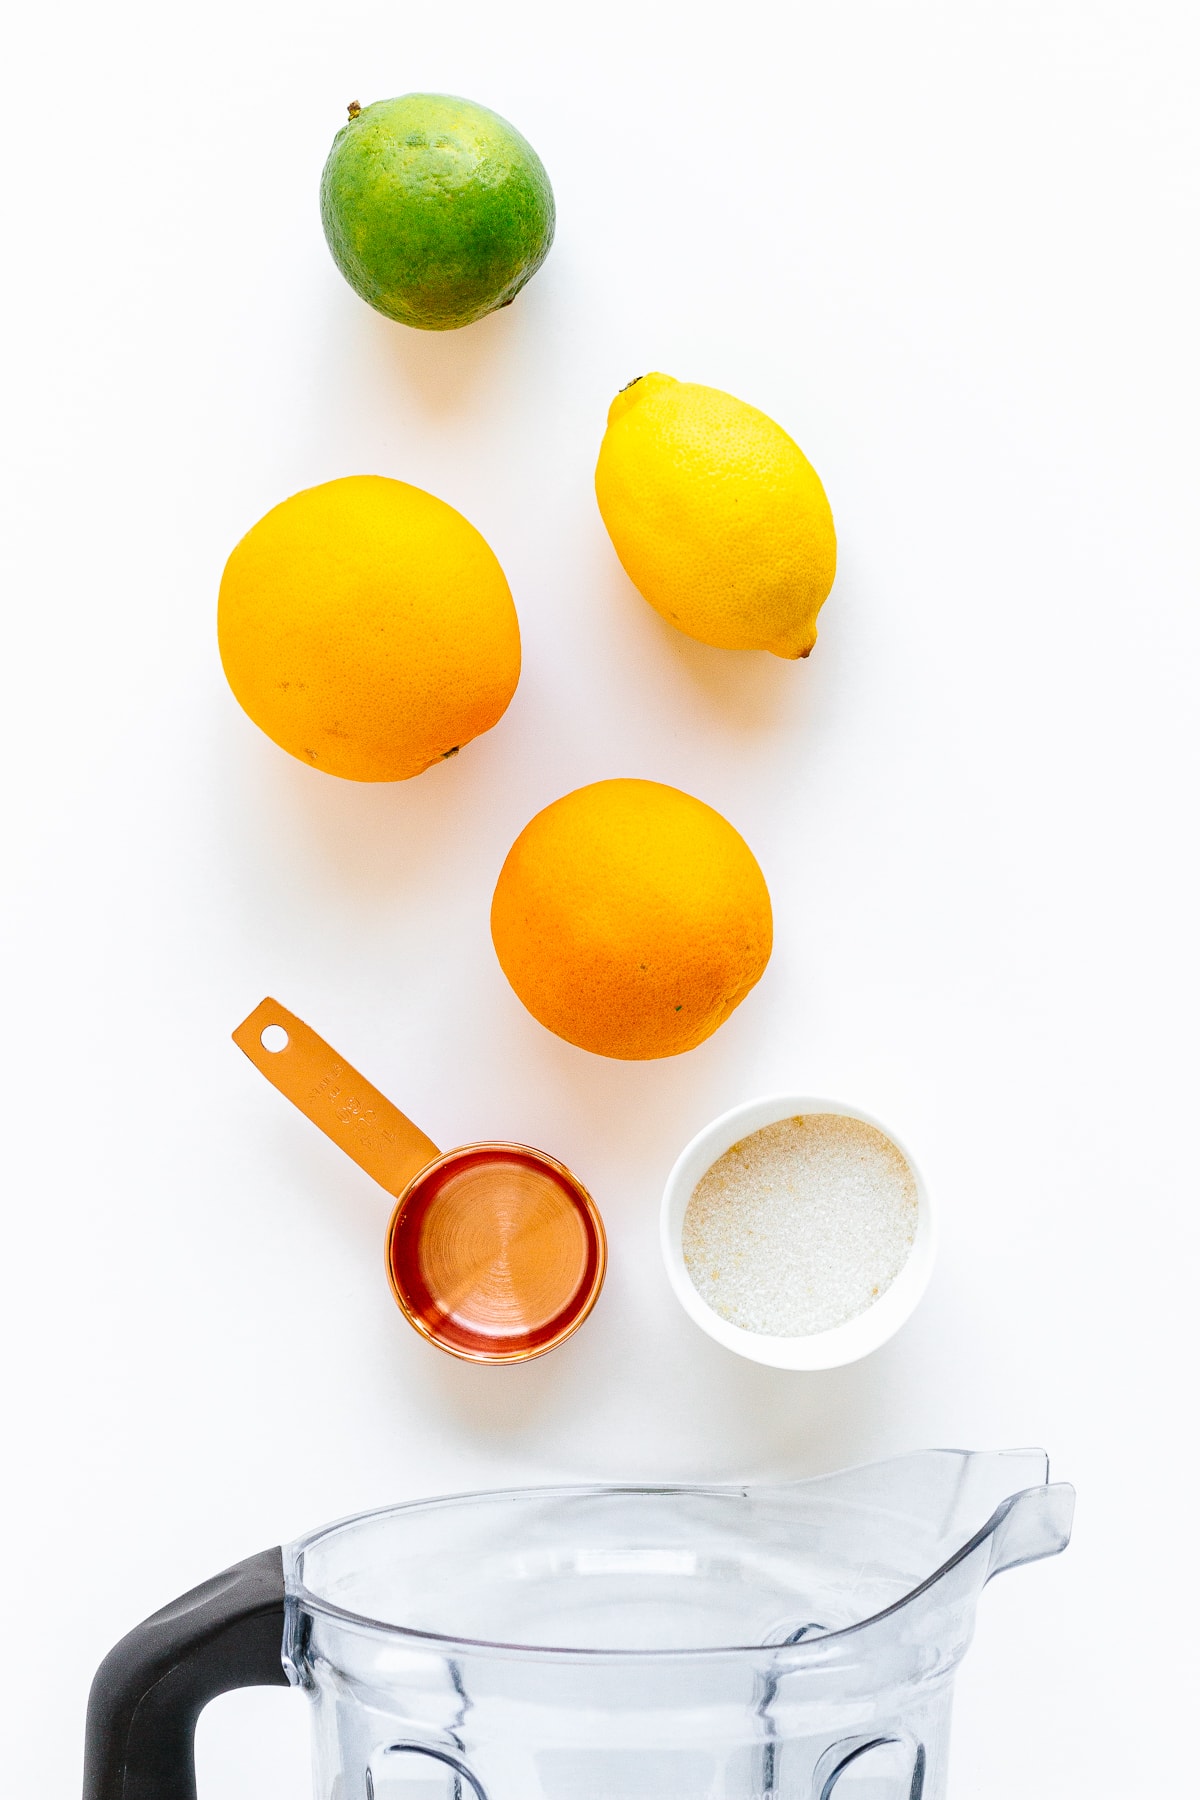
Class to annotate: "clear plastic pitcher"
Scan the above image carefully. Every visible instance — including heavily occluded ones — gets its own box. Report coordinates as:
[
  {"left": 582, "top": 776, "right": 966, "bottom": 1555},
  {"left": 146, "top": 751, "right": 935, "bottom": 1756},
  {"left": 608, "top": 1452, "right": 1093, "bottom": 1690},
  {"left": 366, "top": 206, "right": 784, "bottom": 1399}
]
[{"left": 83, "top": 1450, "right": 1073, "bottom": 1800}]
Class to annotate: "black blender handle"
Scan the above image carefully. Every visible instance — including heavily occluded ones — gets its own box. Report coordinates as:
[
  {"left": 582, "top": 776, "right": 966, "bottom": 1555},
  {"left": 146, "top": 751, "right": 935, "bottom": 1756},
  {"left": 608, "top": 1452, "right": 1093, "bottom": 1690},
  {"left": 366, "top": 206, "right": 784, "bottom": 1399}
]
[{"left": 82, "top": 1546, "right": 289, "bottom": 1800}]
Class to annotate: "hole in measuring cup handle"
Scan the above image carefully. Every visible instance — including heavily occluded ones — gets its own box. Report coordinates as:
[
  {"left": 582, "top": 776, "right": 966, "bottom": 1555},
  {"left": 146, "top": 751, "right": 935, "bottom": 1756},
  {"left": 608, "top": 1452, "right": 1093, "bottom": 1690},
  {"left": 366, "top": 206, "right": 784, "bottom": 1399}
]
[
  {"left": 813, "top": 1734, "right": 926, "bottom": 1800},
  {"left": 368, "top": 1742, "right": 490, "bottom": 1800}
]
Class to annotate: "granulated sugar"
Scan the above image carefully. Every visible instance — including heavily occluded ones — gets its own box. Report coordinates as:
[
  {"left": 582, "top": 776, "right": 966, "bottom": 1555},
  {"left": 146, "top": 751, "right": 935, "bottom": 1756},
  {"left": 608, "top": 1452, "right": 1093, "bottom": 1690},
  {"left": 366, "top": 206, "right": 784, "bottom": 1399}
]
[{"left": 682, "top": 1114, "right": 918, "bottom": 1336}]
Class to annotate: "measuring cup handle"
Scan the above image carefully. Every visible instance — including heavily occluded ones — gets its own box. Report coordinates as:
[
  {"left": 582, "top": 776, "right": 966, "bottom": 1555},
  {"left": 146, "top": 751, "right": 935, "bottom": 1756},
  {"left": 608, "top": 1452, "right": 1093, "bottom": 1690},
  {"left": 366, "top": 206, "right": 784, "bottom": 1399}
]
[
  {"left": 233, "top": 998, "right": 440, "bottom": 1196},
  {"left": 82, "top": 1547, "right": 288, "bottom": 1800}
]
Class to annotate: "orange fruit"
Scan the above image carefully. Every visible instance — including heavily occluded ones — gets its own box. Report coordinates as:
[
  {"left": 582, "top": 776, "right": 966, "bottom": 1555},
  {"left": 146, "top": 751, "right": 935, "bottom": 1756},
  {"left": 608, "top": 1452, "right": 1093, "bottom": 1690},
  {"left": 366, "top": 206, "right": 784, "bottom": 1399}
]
[
  {"left": 491, "top": 779, "right": 773, "bottom": 1060},
  {"left": 217, "top": 475, "right": 520, "bottom": 782}
]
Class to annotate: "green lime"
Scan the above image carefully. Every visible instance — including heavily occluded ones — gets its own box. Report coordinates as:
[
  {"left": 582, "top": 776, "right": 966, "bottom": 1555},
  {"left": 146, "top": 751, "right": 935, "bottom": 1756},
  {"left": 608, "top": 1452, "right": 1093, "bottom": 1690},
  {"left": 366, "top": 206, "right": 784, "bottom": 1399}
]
[{"left": 319, "top": 94, "right": 555, "bottom": 331}]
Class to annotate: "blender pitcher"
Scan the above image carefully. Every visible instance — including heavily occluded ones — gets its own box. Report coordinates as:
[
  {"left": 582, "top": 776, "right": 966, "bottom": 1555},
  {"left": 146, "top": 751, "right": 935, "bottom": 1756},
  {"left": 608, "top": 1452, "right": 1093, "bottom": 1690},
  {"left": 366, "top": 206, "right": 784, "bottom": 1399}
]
[{"left": 83, "top": 1450, "right": 1073, "bottom": 1800}]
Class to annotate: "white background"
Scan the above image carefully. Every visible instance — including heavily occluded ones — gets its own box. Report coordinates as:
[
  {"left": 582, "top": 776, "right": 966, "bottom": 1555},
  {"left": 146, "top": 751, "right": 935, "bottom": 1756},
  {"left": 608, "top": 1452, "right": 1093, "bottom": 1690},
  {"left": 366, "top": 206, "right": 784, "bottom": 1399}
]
[{"left": 2, "top": 2, "right": 1197, "bottom": 1794}]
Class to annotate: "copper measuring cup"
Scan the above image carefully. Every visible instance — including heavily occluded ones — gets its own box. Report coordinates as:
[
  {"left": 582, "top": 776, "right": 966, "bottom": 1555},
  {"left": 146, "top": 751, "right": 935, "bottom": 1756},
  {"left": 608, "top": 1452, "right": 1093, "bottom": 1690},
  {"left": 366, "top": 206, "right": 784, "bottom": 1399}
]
[{"left": 234, "top": 1000, "right": 607, "bottom": 1363}]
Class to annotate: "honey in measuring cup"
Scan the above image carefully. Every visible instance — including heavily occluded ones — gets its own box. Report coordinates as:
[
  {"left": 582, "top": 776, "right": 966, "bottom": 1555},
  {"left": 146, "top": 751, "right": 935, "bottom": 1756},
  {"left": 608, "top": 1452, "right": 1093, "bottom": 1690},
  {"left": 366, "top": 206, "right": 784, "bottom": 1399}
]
[{"left": 387, "top": 1144, "right": 606, "bottom": 1360}]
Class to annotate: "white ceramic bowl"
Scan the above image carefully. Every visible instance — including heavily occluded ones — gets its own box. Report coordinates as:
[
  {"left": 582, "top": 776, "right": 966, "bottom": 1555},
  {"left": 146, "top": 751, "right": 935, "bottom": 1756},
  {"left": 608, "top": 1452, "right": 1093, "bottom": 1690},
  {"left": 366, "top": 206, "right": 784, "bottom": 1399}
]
[{"left": 660, "top": 1094, "right": 936, "bottom": 1370}]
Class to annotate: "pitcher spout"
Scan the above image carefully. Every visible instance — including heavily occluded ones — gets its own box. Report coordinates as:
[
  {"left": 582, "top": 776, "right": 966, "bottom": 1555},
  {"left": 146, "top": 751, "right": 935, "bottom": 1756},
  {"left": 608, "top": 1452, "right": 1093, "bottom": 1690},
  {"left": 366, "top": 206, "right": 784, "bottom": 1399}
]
[
  {"left": 762, "top": 1449, "right": 1074, "bottom": 1649},
  {"left": 984, "top": 1478, "right": 1075, "bottom": 1582},
  {"left": 855, "top": 1449, "right": 1075, "bottom": 1655},
  {"left": 916, "top": 1447, "right": 1074, "bottom": 1588}
]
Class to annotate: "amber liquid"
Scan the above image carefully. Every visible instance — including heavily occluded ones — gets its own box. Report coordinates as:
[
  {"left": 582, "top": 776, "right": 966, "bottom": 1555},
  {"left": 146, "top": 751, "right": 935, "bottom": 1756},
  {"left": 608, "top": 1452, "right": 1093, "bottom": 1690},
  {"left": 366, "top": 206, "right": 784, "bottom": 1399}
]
[{"left": 387, "top": 1146, "right": 606, "bottom": 1360}]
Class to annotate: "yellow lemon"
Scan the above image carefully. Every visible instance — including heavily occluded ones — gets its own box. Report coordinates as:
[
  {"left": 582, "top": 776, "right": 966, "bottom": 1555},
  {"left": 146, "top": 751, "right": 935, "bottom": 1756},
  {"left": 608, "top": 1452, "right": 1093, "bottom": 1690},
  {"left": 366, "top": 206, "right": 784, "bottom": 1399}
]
[
  {"left": 594, "top": 373, "right": 836, "bottom": 657},
  {"left": 218, "top": 475, "right": 520, "bottom": 782},
  {"left": 491, "top": 779, "right": 772, "bottom": 1060}
]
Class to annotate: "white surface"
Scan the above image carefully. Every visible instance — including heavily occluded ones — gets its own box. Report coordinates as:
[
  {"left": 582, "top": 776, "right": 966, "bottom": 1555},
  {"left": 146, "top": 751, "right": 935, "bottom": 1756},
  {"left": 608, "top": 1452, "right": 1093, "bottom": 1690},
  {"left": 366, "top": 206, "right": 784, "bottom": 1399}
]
[
  {"left": 2, "top": 2, "right": 1198, "bottom": 1795},
  {"left": 660, "top": 1095, "right": 935, "bottom": 1368}
]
